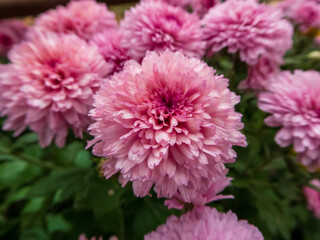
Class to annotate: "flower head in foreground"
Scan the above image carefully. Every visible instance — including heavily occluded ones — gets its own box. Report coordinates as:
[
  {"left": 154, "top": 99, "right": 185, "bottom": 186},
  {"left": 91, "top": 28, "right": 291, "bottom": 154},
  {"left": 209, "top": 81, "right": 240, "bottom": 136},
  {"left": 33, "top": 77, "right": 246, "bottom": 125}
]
[
  {"left": 88, "top": 50, "right": 246, "bottom": 199},
  {"left": 144, "top": 206, "right": 264, "bottom": 240},
  {"left": 34, "top": 0, "right": 117, "bottom": 41},
  {"left": 91, "top": 29, "right": 131, "bottom": 75},
  {"left": 0, "top": 19, "right": 28, "bottom": 56},
  {"left": 202, "top": 0, "right": 293, "bottom": 65},
  {"left": 259, "top": 70, "right": 320, "bottom": 170},
  {"left": 164, "top": 174, "right": 233, "bottom": 209},
  {"left": 303, "top": 179, "right": 320, "bottom": 218},
  {"left": 120, "top": 1, "right": 205, "bottom": 61},
  {"left": 0, "top": 31, "right": 110, "bottom": 147},
  {"left": 239, "top": 57, "right": 280, "bottom": 90}
]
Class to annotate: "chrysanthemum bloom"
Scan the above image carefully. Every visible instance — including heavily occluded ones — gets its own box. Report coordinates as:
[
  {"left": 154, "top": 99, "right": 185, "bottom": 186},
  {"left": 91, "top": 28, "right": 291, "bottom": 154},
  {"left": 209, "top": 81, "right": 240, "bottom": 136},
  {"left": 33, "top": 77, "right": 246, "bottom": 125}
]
[
  {"left": 202, "top": 0, "right": 293, "bottom": 65},
  {"left": 87, "top": 50, "right": 246, "bottom": 199},
  {"left": 239, "top": 57, "right": 280, "bottom": 90},
  {"left": 0, "top": 31, "right": 110, "bottom": 147},
  {"left": 91, "top": 30, "right": 131, "bottom": 75},
  {"left": 120, "top": 1, "right": 206, "bottom": 61},
  {"left": 34, "top": 0, "right": 117, "bottom": 41},
  {"left": 0, "top": 19, "right": 28, "bottom": 56},
  {"left": 258, "top": 70, "right": 320, "bottom": 170},
  {"left": 303, "top": 179, "right": 320, "bottom": 218},
  {"left": 144, "top": 206, "right": 264, "bottom": 240},
  {"left": 164, "top": 173, "right": 233, "bottom": 209},
  {"left": 143, "top": 0, "right": 220, "bottom": 17}
]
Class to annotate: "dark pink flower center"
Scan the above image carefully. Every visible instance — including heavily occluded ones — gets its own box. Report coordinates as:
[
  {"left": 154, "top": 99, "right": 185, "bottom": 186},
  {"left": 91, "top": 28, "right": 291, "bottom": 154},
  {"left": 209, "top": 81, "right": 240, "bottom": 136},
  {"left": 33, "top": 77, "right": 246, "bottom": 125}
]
[{"left": 0, "top": 34, "right": 13, "bottom": 46}]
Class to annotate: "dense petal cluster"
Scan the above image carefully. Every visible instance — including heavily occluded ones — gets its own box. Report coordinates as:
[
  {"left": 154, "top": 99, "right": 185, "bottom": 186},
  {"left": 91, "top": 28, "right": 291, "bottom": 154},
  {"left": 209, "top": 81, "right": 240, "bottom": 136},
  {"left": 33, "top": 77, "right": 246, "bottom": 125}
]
[
  {"left": 0, "top": 19, "right": 28, "bottom": 56},
  {"left": 91, "top": 30, "right": 131, "bottom": 75},
  {"left": 164, "top": 174, "right": 233, "bottom": 209},
  {"left": 202, "top": 0, "right": 293, "bottom": 65},
  {"left": 258, "top": 70, "right": 320, "bottom": 170},
  {"left": 144, "top": 206, "right": 264, "bottom": 240},
  {"left": 0, "top": 31, "right": 110, "bottom": 147},
  {"left": 34, "top": 0, "right": 117, "bottom": 41},
  {"left": 303, "top": 179, "right": 320, "bottom": 218},
  {"left": 88, "top": 50, "right": 246, "bottom": 199},
  {"left": 239, "top": 57, "right": 280, "bottom": 90},
  {"left": 120, "top": 1, "right": 205, "bottom": 61}
]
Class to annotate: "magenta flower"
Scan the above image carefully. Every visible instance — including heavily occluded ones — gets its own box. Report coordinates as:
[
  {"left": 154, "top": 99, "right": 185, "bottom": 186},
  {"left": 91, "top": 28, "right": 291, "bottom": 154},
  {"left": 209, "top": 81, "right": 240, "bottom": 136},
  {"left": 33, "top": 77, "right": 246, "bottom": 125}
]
[
  {"left": 258, "top": 70, "right": 320, "bottom": 170},
  {"left": 0, "top": 31, "right": 110, "bottom": 148},
  {"left": 239, "top": 57, "right": 281, "bottom": 90},
  {"left": 120, "top": 1, "right": 205, "bottom": 61},
  {"left": 0, "top": 19, "right": 28, "bottom": 56},
  {"left": 34, "top": 0, "right": 117, "bottom": 41},
  {"left": 303, "top": 179, "right": 320, "bottom": 218},
  {"left": 91, "top": 29, "right": 131, "bottom": 75},
  {"left": 164, "top": 173, "right": 233, "bottom": 209},
  {"left": 87, "top": 50, "right": 246, "bottom": 199},
  {"left": 202, "top": 0, "right": 293, "bottom": 65},
  {"left": 144, "top": 206, "right": 264, "bottom": 240}
]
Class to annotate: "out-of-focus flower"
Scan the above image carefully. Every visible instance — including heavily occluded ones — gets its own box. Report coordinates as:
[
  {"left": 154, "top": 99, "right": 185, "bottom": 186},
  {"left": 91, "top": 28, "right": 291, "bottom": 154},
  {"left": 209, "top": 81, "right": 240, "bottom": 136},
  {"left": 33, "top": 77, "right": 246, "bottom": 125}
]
[
  {"left": 277, "top": 0, "right": 320, "bottom": 32},
  {"left": 258, "top": 70, "right": 320, "bottom": 170},
  {"left": 202, "top": 0, "right": 293, "bottom": 65},
  {"left": 143, "top": 0, "right": 220, "bottom": 17},
  {"left": 0, "top": 31, "right": 110, "bottom": 148},
  {"left": 91, "top": 29, "right": 130, "bottom": 75},
  {"left": 144, "top": 206, "right": 264, "bottom": 240},
  {"left": 34, "top": 0, "right": 117, "bottom": 41},
  {"left": 164, "top": 174, "right": 233, "bottom": 209},
  {"left": 0, "top": 19, "right": 28, "bottom": 56},
  {"left": 78, "top": 234, "right": 103, "bottom": 240},
  {"left": 303, "top": 179, "right": 320, "bottom": 218},
  {"left": 239, "top": 57, "right": 280, "bottom": 90},
  {"left": 120, "top": 1, "right": 205, "bottom": 61},
  {"left": 87, "top": 50, "right": 246, "bottom": 199}
]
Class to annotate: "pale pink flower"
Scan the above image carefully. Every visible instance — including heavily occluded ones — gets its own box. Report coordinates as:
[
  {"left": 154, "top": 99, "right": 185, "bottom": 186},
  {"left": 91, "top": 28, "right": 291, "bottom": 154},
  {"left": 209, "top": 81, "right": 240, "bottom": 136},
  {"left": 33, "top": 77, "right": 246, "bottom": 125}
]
[
  {"left": 120, "top": 1, "right": 205, "bottom": 61},
  {"left": 0, "top": 19, "right": 28, "bottom": 56},
  {"left": 0, "top": 31, "right": 110, "bottom": 148},
  {"left": 87, "top": 50, "right": 246, "bottom": 199},
  {"left": 202, "top": 0, "right": 293, "bottom": 65},
  {"left": 164, "top": 174, "right": 233, "bottom": 209},
  {"left": 239, "top": 57, "right": 281, "bottom": 90},
  {"left": 303, "top": 179, "right": 320, "bottom": 218},
  {"left": 34, "top": 0, "right": 117, "bottom": 41},
  {"left": 258, "top": 70, "right": 320, "bottom": 170},
  {"left": 144, "top": 206, "right": 264, "bottom": 240},
  {"left": 91, "top": 29, "right": 131, "bottom": 75},
  {"left": 78, "top": 234, "right": 103, "bottom": 240}
]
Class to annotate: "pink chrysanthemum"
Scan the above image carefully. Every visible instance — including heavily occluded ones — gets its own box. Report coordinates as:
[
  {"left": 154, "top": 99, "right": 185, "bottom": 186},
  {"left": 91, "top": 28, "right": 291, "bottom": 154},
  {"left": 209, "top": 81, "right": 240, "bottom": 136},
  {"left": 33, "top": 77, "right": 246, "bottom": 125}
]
[
  {"left": 303, "top": 179, "right": 320, "bottom": 218},
  {"left": 0, "top": 31, "right": 110, "bottom": 148},
  {"left": 87, "top": 50, "right": 246, "bottom": 199},
  {"left": 120, "top": 1, "right": 205, "bottom": 61},
  {"left": 0, "top": 19, "right": 28, "bottom": 56},
  {"left": 202, "top": 0, "right": 293, "bottom": 65},
  {"left": 258, "top": 70, "right": 320, "bottom": 170},
  {"left": 144, "top": 206, "right": 264, "bottom": 240},
  {"left": 164, "top": 173, "right": 233, "bottom": 209},
  {"left": 34, "top": 0, "right": 117, "bottom": 41},
  {"left": 239, "top": 57, "right": 280, "bottom": 90},
  {"left": 91, "top": 30, "right": 131, "bottom": 75},
  {"left": 143, "top": 0, "right": 220, "bottom": 17}
]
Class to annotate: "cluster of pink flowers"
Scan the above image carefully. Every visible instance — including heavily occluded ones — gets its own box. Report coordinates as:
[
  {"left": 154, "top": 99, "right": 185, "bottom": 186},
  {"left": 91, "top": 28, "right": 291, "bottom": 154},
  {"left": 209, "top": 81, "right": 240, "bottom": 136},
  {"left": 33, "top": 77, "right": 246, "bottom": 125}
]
[
  {"left": 303, "top": 179, "right": 320, "bottom": 218},
  {"left": 0, "top": 19, "right": 28, "bottom": 56},
  {"left": 144, "top": 206, "right": 264, "bottom": 240},
  {"left": 88, "top": 50, "right": 246, "bottom": 202},
  {"left": 258, "top": 70, "right": 320, "bottom": 170}
]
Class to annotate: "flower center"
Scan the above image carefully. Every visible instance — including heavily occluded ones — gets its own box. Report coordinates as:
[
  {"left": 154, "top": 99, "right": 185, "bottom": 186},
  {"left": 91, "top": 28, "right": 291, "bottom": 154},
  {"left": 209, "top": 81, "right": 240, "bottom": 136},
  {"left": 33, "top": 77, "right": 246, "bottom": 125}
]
[{"left": 0, "top": 34, "right": 13, "bottom": 46}]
